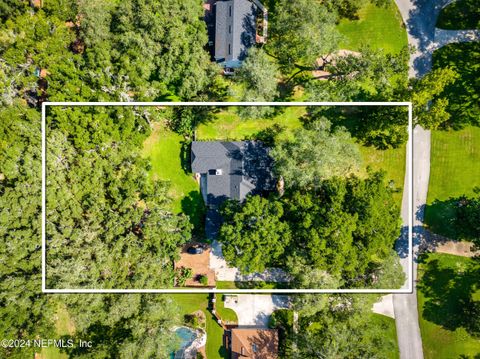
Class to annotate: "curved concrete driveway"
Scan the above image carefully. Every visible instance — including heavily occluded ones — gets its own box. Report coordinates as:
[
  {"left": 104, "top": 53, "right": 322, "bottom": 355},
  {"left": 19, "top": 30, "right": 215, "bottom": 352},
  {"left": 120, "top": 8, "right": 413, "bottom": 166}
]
[{"left": 223, "top": 295, "right": 290, "bottom": 327}]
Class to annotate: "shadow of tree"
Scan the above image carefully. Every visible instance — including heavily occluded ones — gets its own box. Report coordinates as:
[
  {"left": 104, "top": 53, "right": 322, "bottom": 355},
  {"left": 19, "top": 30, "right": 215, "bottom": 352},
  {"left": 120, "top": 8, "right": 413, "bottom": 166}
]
[
  {"left": 418, "top": 256, "right": 480, "bottom": 336},
  {"left": 60, "top": 322, "right": 131, "bottom": 357},
  {"left": 179, "top": 140, "right": 191, "bottom": 175},
  {"left": 424, "top": 198, "right": 459, "bottom": 239},
  {"left": 181, "top": 190, "right": 206, "bottom": 237}
]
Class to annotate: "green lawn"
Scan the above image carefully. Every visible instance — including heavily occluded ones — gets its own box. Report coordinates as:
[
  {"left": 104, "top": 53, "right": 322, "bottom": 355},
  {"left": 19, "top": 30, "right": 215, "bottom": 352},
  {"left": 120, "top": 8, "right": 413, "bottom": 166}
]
[
  {"left": 370, "top": 314, "right": 400, "bottom": 359},
  {"left": 360, "top": 144, "right": 406, "bottom": 206},
  {"left": 215, "top": 294, "right": 238, "bottom": 325},
  {"left": 337, "top": 1, "right": 408, "bottom": 54},
  {"left": 39, "top": 304, "right": 74, "bottom": 359},
  {"left": 436, "top": 0, "right": 480, "bottom": 30},
  {"left": 424, "top": 127, "right": 480, "bottom": 238},
  {"left": 417, "top": 253, "right": 480, "bottom": 359},
  {"left": 198, "top": 106, "right": 406, "bottom": 206},
  {"left": 142, "top": 123, "right": 205, "bottom": 232},
  {"left": 197, "top": 106, "right": 305, "bottom": 141},
  {"left": 169, "top": 294, "right": 227, "bottom": 359}
]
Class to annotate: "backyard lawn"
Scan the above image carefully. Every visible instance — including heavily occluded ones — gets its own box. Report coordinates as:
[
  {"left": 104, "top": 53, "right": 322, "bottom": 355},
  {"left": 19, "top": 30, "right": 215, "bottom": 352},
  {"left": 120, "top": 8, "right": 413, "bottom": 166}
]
[
  {"left": 142, "top": 122, "right": 205, "bottom": 232},
  {"left": 337, "top": 1, "right": 408, "bottom": 54},
  {"left": 417, "top": 253, "right": 480, "bottom": 359},
  {"left": 169, "top": 294, "right": 227, "bottom": 359},
  {"left": 424, "top": 127, "right": 480, "bottom": 238},
  {"left": 196, "top": 106, "right": 305, "bottom": 141}
]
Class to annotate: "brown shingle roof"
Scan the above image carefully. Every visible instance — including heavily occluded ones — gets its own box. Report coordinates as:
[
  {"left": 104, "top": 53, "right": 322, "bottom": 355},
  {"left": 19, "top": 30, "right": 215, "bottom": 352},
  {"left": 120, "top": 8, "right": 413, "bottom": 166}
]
[{"left": 231, "top": 328, "right": 278, "bottom": 359}]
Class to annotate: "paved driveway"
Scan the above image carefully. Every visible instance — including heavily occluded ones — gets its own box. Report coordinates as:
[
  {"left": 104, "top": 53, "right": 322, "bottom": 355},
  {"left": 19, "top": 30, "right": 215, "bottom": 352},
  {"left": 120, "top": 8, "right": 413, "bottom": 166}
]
[
  {"left": 392, "top": 1, "right": 479, "bottom": 358},
  {"left": 223, "top": 295, "right": 290, "bottom": 327}
]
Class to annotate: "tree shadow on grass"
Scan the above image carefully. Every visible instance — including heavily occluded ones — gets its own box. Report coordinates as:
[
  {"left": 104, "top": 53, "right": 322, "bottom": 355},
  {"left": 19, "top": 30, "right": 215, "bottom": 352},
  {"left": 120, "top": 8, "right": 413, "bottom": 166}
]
[
  {"left": 181, "top": 190, "right": 206, "bottom": 238},
  {"left": 60, "top": 323, "right": 131, "bottom": 357},
  {"left": 424, "top": 198, "right": 461, "bottom": 239},
  {"left": 418, "top": 256, "right": 480, "bottom": 336},
  {"left": 180, "top": 140, "right": 191, "bottom": 175}
]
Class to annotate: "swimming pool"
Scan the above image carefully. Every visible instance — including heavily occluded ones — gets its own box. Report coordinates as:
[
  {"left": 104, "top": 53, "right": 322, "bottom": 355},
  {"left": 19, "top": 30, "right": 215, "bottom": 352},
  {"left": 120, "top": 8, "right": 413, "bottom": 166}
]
[{"left": 171, "top": 327, "right": 198, "bottom": 359}]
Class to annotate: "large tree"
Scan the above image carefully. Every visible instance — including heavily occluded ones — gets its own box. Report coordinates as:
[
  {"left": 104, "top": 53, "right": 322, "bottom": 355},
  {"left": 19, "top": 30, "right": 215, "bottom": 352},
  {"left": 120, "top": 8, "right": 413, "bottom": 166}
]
[
  {"left": 218, "top": 173, "right": 403, "bottom": 288},
  {"left": 46, "top": 107, "right": 192, "bottom": 289},
  {"left": 235, "top": 47, "right": 279, "bottom": 119},
  {"left": 454, "top": 188, "right": 480, "bottom": 247},
  {"left": 267, "top": 0, "right": 342, "bottom": 73},
  {"left": 219, "top": 196, "right": 291, "bottom": 273},
  {"left": 271, "top": 118, "right": 361, "bottom": 189}
]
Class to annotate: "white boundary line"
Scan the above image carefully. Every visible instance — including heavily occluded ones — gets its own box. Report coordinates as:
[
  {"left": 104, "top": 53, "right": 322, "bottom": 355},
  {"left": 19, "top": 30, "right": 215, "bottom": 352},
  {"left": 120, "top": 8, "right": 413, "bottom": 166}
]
[{"left": 41, "top": 101, "right": 413, "bottom": 294}]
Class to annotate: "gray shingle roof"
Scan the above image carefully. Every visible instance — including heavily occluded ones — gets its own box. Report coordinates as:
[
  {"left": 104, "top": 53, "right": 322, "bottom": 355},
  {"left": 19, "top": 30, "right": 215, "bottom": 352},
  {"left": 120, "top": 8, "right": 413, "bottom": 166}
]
[
  {"left": 192, "top": 140, "right": 274, "bottom": 239},
  {"left": 214, "top": 0, "right": 256, "bottom": 67},
  {"left": 191, "top": 140, "right": 274, "bottom": 206}
]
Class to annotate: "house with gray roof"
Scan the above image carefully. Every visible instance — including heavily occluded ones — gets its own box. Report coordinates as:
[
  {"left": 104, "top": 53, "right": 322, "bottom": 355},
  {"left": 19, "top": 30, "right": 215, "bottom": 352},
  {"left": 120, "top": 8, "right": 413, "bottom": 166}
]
[
  {"left": 191, "top": 141, "right": 274, "bottom": 238},
  {"left": 213, "top": 0, "right": 258, "bottom": 68}
]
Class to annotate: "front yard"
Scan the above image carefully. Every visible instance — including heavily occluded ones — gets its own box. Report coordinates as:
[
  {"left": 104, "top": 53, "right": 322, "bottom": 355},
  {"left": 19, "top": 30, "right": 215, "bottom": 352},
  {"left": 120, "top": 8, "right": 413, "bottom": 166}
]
[
  {"left": 417, "top": 252, "right": 480, "bottom": 358},
  {"left": 337, "top": 0, "right": 408, "bottom": 54},
  {"left": 424, "top": 126, "right": 480, "bottom": 238}
]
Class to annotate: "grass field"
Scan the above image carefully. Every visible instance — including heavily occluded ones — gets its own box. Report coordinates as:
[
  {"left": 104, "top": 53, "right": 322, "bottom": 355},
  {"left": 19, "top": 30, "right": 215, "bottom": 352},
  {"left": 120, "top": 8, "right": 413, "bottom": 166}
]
[
  {"left": 360, "top": 144, "right": 406, "bottom": 206},
  {"left": 370, "top": 314, "right": 400, "bottom": 359},
  {"left": 196, "top": 106, "right": 305, "bottom": 141},
  {"left": 39, "top": 304, "right": 74, "bottom": 359},
  {"left": 424, "top": 127, "right": 480, "bottom": 238},
  {"left": 215, "top": 294, "right": 238, "bottom": 324},
  {"left": 337, "top": 1, "right": 408, "bottom": 54},
  {"left": 142, "top": 123, "right": 205, "bottom": 232},
  {"left": 170, "top": 294, "right": 227, "bottom": 359},
  {"left": 417, "top": 253, "right": 480, "bottom": 358}
]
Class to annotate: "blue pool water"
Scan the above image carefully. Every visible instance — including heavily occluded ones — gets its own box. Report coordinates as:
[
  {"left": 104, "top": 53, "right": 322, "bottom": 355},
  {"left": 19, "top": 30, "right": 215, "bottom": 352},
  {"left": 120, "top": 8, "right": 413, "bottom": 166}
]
[{"left": 171, "top": 327, "right": 197, "bottom": 358}]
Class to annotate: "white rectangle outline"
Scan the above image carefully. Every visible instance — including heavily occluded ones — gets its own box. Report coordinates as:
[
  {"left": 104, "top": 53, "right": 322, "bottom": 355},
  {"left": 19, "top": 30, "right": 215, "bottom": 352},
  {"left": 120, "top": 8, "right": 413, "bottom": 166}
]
[{"left": 42, "top": 101, "right": 413, "bottom": 294}]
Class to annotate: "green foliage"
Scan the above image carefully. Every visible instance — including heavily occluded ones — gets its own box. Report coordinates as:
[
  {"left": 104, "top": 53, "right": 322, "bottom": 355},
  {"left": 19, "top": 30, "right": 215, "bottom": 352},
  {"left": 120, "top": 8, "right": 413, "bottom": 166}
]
[
  {"left": 0, "top": 0, "right": 28, "bottom": 23},
  {"left": 417, "top": 253, "right": 480, "bottom": 358},
  {"left": 323, "top": 0, "right": 368, "bottom": 20},
  {"left": 219, "top": 172, "right": 403, "bottom": 287},
  {"left": 0, "top": 104, "right": 54, "bottom": 359},
  {"left": 354, "top": 105, "right": 409, "bottom": 149},
  {"left": 235, "top": 47, "right": 279, "bottom": 119},
  {"left": 305, "top": 46, "right": 409, "bottom": 105},
  {"left": 46, "top": 107, "right": 192, "bottom": 289},
  {"left": 219, "top": 196, "right": 291, "bottom": 273},
  {"left": 436, "top": 0, "right": 480, "bottom": 30},
  {"left": 271, "top": 118, "right": 361, "bottom": 189},
  {"left": 293, "top": 294, "right": 399, "bottom": 358},
  {"left": 454, "top": 189, "right": 480, "bottom": 246},
  {"left": 411, "top": 67, "right": 459, "bottom": 129},
  {"left": 432, "top": 42, "right": 480, "bottom": 128},
  {"left": 268, "top": 0, "right": 341, "bottom": 71},
  {"left": 61, "top": 294, "right": 181, "bottom": 358},
  {"left": 197, "top": 275, "right": 207, "bottom": 286},
  {"left": 109, "top": 0, "right": 212, "bottom": 100},
  {"left": 176, "top": 267, "right": 194, "bottom": 287}
]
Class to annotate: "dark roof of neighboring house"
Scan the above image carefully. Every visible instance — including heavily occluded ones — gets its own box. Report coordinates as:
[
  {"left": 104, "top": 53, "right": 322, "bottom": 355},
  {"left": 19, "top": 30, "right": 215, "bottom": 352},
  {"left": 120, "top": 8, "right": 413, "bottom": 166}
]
[
  {"left": 230, "top": 328, "right": 279, "bottom": 359},
  {"left": 214, "top": 0, "right": 256, "bottom": 66},
  {"left": 191, "top": 141, "right": 274, "bottom": 239}
]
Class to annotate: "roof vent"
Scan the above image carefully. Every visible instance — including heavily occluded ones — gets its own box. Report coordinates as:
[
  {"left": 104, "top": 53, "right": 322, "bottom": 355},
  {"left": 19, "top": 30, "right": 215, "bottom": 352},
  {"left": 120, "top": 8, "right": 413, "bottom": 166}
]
[{"left": 208, "top": 169, "right": 223, "bottom": 175}]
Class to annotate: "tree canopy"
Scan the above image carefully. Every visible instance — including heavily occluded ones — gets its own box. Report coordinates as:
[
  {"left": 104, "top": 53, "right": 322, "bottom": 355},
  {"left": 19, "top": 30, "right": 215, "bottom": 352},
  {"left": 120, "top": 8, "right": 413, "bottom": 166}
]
[
  {"left": 271, "top": 118, "right": 361, "bottom": 189},
  {"left": 218, "top": 171, "right": 403, "bottom": 288}
]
